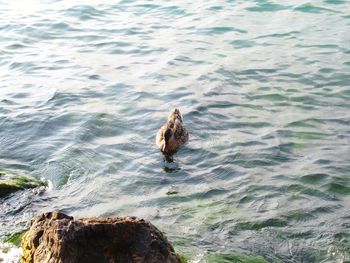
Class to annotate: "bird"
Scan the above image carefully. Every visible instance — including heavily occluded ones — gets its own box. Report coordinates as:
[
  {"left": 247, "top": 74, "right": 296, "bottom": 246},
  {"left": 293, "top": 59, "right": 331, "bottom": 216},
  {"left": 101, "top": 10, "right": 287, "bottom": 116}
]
[{"left": 156, "top": 108, "right": 189, "bottom": 155}]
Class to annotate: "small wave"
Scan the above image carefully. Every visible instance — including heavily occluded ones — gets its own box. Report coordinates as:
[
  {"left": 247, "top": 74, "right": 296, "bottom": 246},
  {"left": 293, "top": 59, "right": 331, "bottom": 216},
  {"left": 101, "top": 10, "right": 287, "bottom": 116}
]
[
  {"left": 294, "top": 3, "right": 338, "bottom": 14},
  {"left": 246, "top": 2, "right": 290, "bottom": 12},
  {"left": 63, "top": 5, "right": 106, "bottom": 20},
  {"left": 196, "top": 26, "right": 247, "bottom": 35}
]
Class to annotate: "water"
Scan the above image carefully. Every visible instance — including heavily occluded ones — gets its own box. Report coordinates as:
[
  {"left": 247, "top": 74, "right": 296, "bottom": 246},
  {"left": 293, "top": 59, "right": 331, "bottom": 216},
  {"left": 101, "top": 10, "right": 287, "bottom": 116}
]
[{"left": 0, "top": 0, "right": 350, "bottom": 262}]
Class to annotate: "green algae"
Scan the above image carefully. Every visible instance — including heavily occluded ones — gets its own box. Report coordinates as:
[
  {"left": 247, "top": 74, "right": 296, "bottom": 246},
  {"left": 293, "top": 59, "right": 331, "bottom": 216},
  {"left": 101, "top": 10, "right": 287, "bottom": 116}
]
[
  {"left": 0, "top": 170, "right": 47, "bottom": 197},
  {"left": 4, "top": 230, "right": 27, "bottom": 247},
  {"left": 177, "top": 253, "right": 189, "bottom": 263}
]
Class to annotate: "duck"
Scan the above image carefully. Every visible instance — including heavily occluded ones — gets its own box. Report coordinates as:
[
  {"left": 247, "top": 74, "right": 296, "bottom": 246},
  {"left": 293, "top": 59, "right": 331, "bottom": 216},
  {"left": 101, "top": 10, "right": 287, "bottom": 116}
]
[{"left": 156, "top": 108, "right": 189, "bottom": 154}]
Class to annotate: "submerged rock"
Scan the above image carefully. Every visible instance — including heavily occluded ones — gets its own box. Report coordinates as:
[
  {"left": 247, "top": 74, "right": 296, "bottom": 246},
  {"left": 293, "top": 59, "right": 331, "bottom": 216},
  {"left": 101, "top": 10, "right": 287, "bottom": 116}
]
[
  {"left": 21, "top": 211, "right": 181, "bottom": 263},
  {"left": 0, "top": 171, "right": 46, "bottom": 198}
]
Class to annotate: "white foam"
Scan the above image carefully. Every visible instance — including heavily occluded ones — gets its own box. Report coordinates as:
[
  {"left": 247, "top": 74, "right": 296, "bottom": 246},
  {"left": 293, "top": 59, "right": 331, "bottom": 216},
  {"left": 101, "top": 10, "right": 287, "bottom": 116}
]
[
  {"left": 190, "top": 252, "right": 206, "bottom": 263},
  {"left": 0, "top": 243, "right": 22, "bottom": 263}
]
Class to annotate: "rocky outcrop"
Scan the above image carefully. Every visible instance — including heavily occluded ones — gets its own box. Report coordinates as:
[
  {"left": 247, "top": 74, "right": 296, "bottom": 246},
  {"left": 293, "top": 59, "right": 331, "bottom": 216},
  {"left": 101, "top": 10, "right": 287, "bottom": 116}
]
[{"left": 21, "top": 211, "right": 181, "bottom": 263}]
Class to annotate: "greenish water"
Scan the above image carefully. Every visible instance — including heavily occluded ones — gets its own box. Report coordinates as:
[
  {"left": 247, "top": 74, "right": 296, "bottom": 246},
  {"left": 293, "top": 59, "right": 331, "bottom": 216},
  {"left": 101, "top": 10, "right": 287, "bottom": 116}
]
[{"left": 0, "top": 0, "right": 350, "bottom": 262}]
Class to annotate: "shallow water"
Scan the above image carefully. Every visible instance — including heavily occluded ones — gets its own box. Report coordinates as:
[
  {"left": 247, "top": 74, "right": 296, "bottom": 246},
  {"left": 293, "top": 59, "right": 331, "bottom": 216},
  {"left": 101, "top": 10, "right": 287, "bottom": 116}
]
[{"left": 0, "top": 0, "right": 350, "bottom": 262}]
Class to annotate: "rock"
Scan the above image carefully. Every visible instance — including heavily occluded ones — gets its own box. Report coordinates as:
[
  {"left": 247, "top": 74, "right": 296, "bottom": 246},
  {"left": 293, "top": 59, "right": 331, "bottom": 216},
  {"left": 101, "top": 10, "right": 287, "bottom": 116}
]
[
  {"left": 0, "top": 170, "right": 46, "bottom": 198},
  {"left": 21, "top": 211, "right": 182, "bottom": 263}
]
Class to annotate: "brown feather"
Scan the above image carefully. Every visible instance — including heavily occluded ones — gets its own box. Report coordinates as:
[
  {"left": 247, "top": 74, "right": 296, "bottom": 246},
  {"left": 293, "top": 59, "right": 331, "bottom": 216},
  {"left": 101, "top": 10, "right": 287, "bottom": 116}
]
[{"left": 156, "top": 109, "right": 189, "bottom": 154}]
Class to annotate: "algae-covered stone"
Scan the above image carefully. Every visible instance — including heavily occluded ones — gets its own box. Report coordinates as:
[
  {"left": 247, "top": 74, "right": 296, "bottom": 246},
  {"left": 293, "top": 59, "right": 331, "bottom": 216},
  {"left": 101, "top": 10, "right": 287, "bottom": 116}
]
[
  {"left": 0, "top": 170, "right": 46, "bottom": 198},
  {"left": 177, "top": 254, "right": 189, "bottom": 263},
  {"left": 4, "top": 230, "right": 27, "bottom": 247}
]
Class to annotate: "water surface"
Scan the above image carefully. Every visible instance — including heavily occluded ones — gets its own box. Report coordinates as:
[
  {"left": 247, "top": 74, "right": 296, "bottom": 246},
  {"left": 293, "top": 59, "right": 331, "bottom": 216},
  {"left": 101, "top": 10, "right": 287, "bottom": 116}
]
[{"left": 0, "top": 0, "right": 350, "bottom": 262}]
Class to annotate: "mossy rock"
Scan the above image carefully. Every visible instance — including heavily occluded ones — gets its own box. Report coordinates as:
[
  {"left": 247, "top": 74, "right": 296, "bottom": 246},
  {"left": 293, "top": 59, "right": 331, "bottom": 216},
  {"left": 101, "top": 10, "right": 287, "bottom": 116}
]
[
  {"left": 177, "top": 253, "right": 189, "bottom": 263},
  {"left": 0, "top": 170, "right": 46, "bottom": 198},
  {"left": 4, "top": 230, "right": 27, "bottom": 247}
]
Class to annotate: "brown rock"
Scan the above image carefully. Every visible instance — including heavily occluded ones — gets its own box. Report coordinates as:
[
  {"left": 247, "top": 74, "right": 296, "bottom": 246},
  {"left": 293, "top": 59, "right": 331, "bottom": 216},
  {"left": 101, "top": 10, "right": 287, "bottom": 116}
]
[{"left": 21, "top": 211, "right": 181, "bottom": 263}]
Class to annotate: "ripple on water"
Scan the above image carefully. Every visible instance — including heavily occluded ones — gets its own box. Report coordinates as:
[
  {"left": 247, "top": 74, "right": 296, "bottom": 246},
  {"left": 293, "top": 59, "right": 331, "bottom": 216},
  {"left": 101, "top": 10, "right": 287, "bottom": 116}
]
[
  {"left": 294, "top": 3, "right": 338, "bottom": 14},
  {"left": 300, "top": 173, "right": 330, "bottom": 184},
  {"left": 63, "top": 5, "right": 107, "bottom": 20}
]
